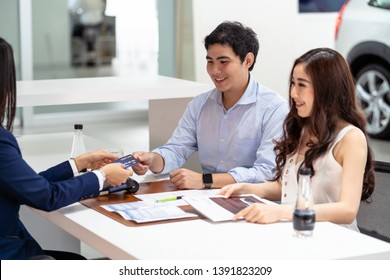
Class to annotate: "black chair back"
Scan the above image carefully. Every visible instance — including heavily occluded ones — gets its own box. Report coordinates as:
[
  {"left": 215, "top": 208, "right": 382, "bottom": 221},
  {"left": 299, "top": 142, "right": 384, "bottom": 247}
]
[{"left": 357, "top": 161, "right": 390, "bottom": 243}]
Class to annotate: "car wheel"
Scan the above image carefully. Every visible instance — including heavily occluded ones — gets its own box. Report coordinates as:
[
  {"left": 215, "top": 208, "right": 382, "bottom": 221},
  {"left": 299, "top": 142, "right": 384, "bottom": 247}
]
[{"left": 355, "top": 63, "right": 390, "bottom": 139}]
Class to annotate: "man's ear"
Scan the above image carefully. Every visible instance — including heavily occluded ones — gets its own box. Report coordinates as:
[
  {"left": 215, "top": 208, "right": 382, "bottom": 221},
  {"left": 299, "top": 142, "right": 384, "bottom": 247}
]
[{"left": 245, "top": 52, "right": 255, "bottom": 68}]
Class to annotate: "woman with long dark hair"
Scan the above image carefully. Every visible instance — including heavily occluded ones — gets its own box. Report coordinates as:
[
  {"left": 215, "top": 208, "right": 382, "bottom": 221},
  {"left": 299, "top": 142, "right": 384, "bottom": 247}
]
[{"left": 220, "top": 48, "right": 375, "bottom": 231}]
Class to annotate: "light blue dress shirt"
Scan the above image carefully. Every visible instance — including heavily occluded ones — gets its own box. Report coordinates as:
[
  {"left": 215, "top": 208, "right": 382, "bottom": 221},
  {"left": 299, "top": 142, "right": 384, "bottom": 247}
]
[{"left": 153, "top": 75, "right": 289, "bottom": 183}]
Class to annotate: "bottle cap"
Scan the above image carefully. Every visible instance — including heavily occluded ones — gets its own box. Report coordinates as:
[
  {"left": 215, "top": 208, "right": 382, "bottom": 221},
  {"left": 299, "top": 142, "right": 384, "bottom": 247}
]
[
  {"left": 74, "top": 124, "right": 83, "bottom": 130},
  {"left": 299, "top": 167, "right": 311, "bottom": 176}
]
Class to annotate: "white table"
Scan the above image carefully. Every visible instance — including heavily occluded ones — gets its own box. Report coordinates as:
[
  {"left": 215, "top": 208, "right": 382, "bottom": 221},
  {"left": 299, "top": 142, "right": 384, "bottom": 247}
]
[
  {"left": 16, "top": 75, "right": 212, "bottom": 107},
  {"left": 16, "top": 133, "right": 390, "bottom": 260},
  {"left": 31, "top": 200, "right": 390, "bottom": 260}
]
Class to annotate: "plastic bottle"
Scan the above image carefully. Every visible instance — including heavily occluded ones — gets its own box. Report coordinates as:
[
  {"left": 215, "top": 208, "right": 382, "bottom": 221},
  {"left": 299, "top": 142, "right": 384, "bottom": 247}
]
[
  {"left": 293, "top": 167, "right": 316, "bottom": 237},
  {"left": 70, "top": 124, "right": 86, "bottom": 158}
]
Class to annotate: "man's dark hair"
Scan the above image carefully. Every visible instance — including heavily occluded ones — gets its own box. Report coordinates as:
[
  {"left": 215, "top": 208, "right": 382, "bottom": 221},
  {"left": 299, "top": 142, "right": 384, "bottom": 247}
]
[{"left": 204, "top": 21, "right": 259, "bottom": 71}]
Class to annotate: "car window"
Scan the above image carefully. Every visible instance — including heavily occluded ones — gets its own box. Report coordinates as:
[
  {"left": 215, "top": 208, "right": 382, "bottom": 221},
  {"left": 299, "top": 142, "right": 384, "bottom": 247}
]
[
  {"left": 368, "top": 0, "right": 390, "bottom": 9},
  {"left": 299, "top": 0, "right": 345, "bottom": 13}
]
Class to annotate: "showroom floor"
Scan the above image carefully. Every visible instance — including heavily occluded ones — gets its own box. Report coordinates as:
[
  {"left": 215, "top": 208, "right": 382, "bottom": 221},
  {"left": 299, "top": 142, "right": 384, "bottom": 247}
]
[{"left": 369, "top": 138, "right": 390, "bottom": 163}]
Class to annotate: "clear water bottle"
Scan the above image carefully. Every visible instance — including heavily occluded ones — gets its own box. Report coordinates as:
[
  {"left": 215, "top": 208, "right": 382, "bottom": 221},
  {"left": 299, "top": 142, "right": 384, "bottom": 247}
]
[
  {"left": 70, "top": 124, "right": 86, "bottom": 158},
  {"left": 293, "top": 167, "right": 315, "bottom": 237}
]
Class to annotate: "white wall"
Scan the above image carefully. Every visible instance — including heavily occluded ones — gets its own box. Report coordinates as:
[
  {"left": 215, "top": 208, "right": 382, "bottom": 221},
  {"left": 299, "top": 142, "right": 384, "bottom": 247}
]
[{"left": 192, "top": 0, "right": 338, "bottom": 100}]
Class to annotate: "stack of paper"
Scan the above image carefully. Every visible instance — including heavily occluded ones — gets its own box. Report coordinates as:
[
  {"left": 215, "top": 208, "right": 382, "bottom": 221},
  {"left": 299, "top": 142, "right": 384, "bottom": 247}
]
[{"left": 101, "top": 200, "right": 197, "bottom": 223}]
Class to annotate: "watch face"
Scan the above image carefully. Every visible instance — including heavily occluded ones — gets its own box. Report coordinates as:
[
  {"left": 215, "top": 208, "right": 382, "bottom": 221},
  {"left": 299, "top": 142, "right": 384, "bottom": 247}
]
[{"left": 203, "top": 173, "right": 213, "bottom": 184}]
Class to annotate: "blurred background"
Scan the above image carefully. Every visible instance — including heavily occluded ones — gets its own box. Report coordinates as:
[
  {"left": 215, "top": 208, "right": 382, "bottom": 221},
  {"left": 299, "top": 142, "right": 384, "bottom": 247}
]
[
  {"left": 1, "top": 0, "right": 388, "bottom": 160},
  {"left": 1, "top": 0, "right": 389, "bottom": 259},
  {"left": 0, "top": 0, "right": 388, "bottom": 152}
]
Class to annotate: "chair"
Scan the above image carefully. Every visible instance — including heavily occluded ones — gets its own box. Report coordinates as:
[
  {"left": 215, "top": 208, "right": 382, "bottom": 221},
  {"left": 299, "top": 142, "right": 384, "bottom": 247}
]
[{"left": 357, "top": 161, "right": 390, "bottom": 243}]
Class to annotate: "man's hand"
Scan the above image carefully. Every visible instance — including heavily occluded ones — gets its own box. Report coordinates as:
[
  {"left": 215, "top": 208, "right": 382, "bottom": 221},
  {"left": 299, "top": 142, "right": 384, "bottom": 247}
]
[
  {"left": 131, "top": 151, "right": 153, "bottom": 175},
  {"left": 132, "top": 151, "right": 165, "bottom": 175},
  {"left": 169, "top": 168, "right": 204, "bottom": 189}
]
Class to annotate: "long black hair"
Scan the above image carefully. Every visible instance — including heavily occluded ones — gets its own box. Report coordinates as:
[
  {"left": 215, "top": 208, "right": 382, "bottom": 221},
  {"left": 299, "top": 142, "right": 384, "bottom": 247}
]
[{"left": 0, "top": 37, "right": 16, "bottom": 131}]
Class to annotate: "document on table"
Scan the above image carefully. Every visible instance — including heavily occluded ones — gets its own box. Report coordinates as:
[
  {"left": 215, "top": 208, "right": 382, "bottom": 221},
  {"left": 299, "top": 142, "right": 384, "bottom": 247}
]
[
  {"left": 134, "top": 189, "right": 219, "bottom": 206},
  {"left": 183, "top": 194, "right": 277, "bottom": 222},
  {"left": 101, "top": 200, "right": 197, "bottom": 223}
]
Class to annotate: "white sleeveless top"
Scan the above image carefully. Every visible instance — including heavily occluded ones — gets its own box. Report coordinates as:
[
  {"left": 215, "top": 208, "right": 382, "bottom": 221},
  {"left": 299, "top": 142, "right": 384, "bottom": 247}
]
[{"left": 281, "top": 125, "right": 359, "bottom": 231}]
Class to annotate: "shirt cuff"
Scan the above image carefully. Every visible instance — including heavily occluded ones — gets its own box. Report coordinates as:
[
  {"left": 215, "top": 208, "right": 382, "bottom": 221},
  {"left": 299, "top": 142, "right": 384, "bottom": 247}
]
[
  {"left": 69, "top": 159, "right": 79, "bottom": 176},
  {"left": 69, "top": 159, "right": 105, "bottom": 191},
  {"left": 92, "top": 170, "right": 105, "bottom": 191}
]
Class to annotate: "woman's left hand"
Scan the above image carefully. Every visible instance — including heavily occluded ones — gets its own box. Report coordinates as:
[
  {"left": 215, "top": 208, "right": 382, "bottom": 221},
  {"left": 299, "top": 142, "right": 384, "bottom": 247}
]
[{"left": 233, "top": 203, "right": 284, "bottom": 224}]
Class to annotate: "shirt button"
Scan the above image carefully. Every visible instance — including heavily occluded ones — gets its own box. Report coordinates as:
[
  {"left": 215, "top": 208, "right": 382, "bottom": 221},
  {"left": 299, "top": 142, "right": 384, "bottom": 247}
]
[
  {"left": 284, "top": 193, "right": 287, "bottom": 198},
  {"left": 284, "top": 181, "right": 287, "bottom": 186},
  {"left": 286, "top": 169, "right": 289, "bottom": 175},
  {"left": 289, "top": 158, "right": 293, "bottom": 163}
]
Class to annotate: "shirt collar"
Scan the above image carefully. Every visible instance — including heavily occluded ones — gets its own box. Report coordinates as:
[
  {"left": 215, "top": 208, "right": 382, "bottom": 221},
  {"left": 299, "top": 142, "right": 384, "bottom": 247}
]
[{"left": 211, "top": 73, "right": 257, "bottom": 107}]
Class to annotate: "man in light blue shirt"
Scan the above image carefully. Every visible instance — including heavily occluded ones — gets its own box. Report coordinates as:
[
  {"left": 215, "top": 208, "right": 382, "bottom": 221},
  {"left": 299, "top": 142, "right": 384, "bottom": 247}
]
[{"left": 132, "top": 21, "right": 288, "bottom": 189}]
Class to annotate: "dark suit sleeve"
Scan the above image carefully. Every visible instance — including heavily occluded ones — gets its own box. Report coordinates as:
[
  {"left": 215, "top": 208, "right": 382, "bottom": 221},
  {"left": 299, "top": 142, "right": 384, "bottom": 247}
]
[{"left": 0, "top": 129, "right": 100, "bottom": 211}]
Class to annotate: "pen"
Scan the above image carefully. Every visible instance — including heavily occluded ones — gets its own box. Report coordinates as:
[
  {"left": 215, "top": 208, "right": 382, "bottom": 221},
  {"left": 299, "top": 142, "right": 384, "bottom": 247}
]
[{"left": 156, "top": 195, "right": 183, "bottom": 202}]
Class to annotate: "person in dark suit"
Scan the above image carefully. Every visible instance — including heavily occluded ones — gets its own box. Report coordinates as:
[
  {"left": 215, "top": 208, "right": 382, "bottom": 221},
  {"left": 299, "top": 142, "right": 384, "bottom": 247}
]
[{"left": 0, "top": 37, "right": 132, "bottom": 260}]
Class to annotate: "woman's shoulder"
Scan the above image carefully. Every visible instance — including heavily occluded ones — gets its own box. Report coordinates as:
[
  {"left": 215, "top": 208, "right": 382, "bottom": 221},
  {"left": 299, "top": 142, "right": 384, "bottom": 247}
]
[
  {"left": 332, "top": 124, "right": 367, "bottom": 164},
  {"left": 339, "top": 124, "right": 366, "bottom": 142},
  {"left": 336, "top": 124, "right": 367, "bottom": 154},
  {"left": 0, "top": 127, "right": 16, "bottom": 141}
]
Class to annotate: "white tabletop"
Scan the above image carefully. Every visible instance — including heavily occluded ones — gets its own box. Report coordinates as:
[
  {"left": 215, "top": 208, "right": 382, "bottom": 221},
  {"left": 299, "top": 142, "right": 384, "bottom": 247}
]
[
  {"left": 17, "top": 132, "right": 390, "bottom": 260},
  {"left": 32, "top": 200, "right": 390, "bottom": 260},
  {"left": 16, "top": 75, "right": 212, "bottom": 107}
]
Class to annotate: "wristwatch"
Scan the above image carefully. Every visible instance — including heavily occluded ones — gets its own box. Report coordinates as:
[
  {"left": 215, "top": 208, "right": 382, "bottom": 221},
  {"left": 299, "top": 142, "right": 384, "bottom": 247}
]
[{"left": 203, "top": 173, "right": 213, "bottom": 189}]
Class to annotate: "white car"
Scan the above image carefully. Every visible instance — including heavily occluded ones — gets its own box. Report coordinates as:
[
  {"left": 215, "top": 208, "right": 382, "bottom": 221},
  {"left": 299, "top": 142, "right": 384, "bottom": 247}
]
[{"left": 335, "top": 0, "right": 390, "bottom": 139}]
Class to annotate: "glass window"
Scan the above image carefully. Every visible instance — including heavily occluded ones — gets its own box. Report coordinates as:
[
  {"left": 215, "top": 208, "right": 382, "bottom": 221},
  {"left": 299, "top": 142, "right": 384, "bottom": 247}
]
[
  {"left": 369, "top": 0, "right": 390, "bottom": 9},
  {"left": 31, "top": 0, "right": 158, "bottom": 80},
  {"left": 0, "top": 1, "right": 20, "bottom": 79}
]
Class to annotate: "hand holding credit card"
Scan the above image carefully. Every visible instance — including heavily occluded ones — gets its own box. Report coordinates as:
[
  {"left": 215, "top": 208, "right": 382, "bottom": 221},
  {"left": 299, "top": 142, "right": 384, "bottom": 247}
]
[{"left": 114, "top": 154, "right": 140, "bottom": 168}]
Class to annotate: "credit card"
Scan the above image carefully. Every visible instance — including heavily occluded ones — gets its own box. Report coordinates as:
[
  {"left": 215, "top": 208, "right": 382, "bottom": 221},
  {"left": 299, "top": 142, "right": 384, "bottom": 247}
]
[{"left": 114, "top": 154, "right": 139, "bottom": 168}]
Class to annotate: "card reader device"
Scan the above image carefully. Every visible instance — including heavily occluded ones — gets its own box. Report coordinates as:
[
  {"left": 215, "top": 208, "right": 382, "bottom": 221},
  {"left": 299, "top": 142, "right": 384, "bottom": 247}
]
[{"left": 101, "top": 178, "right": 139, "bottom": 194}]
